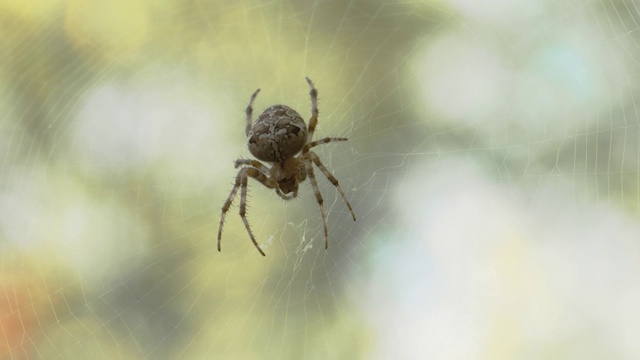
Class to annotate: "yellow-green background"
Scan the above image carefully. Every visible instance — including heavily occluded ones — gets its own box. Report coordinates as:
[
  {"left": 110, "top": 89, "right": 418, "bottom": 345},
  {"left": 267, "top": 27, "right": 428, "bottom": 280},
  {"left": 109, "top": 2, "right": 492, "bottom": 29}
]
[{"left": 2, "top": 0, "right": 640, "bottom": 359}]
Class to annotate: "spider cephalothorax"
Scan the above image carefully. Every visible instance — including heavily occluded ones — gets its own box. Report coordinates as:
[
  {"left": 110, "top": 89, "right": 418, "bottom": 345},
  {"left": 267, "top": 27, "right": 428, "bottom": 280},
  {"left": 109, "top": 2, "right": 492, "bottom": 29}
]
[
  {"left": 269, "top": 157, "right": 306, "bottom": 195},
  {"left": 217, "top": 77, "right": 356, "bottom": 256}
]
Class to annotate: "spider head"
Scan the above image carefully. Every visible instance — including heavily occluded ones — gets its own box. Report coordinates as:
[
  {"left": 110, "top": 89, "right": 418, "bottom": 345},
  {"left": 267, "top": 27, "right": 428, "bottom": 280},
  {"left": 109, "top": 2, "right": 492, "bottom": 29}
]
[
  {"left": 271, "top": 156, "right": 303, "bottom": 195},
  {"left": 278, "top": 177, "right": 298, "bottom": 194}
]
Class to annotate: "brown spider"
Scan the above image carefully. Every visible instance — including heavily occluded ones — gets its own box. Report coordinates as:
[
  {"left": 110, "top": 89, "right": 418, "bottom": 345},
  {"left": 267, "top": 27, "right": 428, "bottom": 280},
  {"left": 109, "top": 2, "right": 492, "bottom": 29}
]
[{"left": 217, "top": 77, "right": 356, "bottom": 256}]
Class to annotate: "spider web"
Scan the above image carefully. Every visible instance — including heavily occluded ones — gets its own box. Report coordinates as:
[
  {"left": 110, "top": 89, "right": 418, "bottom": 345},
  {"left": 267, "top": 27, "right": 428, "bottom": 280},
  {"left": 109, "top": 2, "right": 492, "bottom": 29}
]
[{"left": 2, "top": 0, "right": 640, "bottom": 358}]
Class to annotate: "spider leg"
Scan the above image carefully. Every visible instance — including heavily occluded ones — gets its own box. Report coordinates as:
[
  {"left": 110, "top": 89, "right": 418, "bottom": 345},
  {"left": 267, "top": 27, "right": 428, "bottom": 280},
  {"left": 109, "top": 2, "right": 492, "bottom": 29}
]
[
  {"left": 218, "top": 171, "right": 244, "bottom": 252},
  {"left": 304, "top": 161, "right": 329, "bottom": 249},
  {"left": 303, "top": 137, "right": 348, "bottom": 154},
  {"left": 308, "top": 152, "right": 356, "bottom": 221},
  {"left": 245, "top": 88, "right": 261, "bottom": 137},
  {"left": 305, "top": 77, "right": 319, "bottom": 143},
  {"left": 235, "top": 158, "right": 268, "bottom": 172},
  {"left": 238, "top": 170, "right": 266, "bottom": 256},
  {"left": 234, "top": 159, "right": 297, "bottom": 201},
  {"left": 218, "top": 166, "right": 277, "bottom": 256}
]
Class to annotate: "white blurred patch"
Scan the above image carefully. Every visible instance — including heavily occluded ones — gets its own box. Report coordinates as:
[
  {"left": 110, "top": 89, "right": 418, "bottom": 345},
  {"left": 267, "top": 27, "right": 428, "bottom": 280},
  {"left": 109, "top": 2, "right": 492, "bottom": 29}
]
[
  {"left": 72, "top": 67, "right": 240, "bottom": 180},
  {"left": 0, "top": 168, "right": 149, "bottom": 282},
  {"left": 419, "top": 34, "right": 505, "bottom": 123},
  {"left": 416, "top": 13, "right": 620, "bottom": 140},
  {"left": 366, "top": 158, "right": 640, "bottom": 358},
  {"left": 56, "top": 199, "right": 147, "bottom": 282},
  {"left": 451, "top": 0, "right": 542, "bottom": 27},
  {"left": 0, "top": 166, "right": 54, "bottom": 250}
]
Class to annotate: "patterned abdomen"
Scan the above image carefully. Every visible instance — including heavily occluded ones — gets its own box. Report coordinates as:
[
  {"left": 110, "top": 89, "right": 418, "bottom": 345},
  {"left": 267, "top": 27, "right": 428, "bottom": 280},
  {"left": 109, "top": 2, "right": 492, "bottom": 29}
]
[{"left": 248, "top": 105, "right": 308, "bottom": 162}]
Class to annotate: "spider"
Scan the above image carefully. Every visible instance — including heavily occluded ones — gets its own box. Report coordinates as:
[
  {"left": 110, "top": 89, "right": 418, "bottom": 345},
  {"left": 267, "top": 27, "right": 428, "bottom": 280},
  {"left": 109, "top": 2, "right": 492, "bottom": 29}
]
[{"left": 217, "top": 77, "right": 356, "bottom": 256}]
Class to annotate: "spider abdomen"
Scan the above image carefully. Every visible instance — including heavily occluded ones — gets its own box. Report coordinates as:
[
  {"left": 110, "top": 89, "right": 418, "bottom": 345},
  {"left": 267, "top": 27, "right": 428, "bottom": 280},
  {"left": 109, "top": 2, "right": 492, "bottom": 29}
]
[{"left": 248, "top": 104, "right": 308, "bottom": 162}]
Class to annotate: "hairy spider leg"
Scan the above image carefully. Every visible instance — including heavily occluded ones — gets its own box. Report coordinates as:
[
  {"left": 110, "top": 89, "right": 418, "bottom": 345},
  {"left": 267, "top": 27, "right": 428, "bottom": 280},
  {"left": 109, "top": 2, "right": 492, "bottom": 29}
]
[
  {"left": 303, "top": 137, "right": 348, "bottom": 154},
  {"left": 304, "top": 161, "right": 329, "bottom": 249},
  {"left": 245, "top": 88, "right": 261, "bottom": 137},
  {"left": 308, "top": 151, "right": 356, "bottom": 222},
  {"left": 218, "top": 166, "right": 277, "bottom": 256},
  {"left": 234, "top": 159, "right": 294, "bottom": 201},
  {"left": 234, "top": 158, "right": 268, "bottom": 171},
  {"left": 238, "top": 172, "right": 264, "bottom": 255},
  {"left": 305, "top": 77, "right": 319, "bottom": 143}
]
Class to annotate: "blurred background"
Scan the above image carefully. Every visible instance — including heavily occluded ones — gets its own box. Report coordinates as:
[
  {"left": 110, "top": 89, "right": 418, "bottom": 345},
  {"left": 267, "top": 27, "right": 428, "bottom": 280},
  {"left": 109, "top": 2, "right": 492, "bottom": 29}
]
[{"left": 2, "top": 0, "right": 640, "bottom": 359}]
